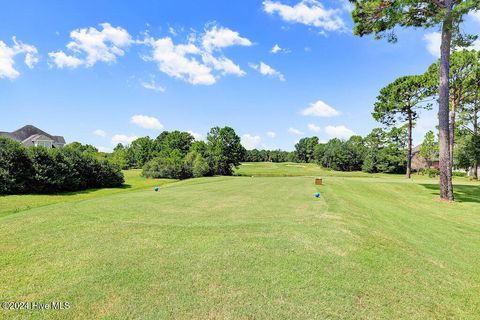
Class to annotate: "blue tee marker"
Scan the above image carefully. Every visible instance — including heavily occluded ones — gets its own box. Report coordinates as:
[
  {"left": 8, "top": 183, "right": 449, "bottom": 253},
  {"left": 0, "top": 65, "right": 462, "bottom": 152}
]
[
  {"left": 314, "top": 192, "right": 321, "bottom": 198},
  {"left": 154, "top": 187, "right": 159, "bottom": 192}
]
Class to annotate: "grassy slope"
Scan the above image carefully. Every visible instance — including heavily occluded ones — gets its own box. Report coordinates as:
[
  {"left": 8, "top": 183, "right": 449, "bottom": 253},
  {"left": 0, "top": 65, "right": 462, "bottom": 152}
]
[
  {"left": 0, "top": 170, "right": 173, "bottom": 218},
  {"left": 0, "top": 163, "right": 479, "bottom": 319}
]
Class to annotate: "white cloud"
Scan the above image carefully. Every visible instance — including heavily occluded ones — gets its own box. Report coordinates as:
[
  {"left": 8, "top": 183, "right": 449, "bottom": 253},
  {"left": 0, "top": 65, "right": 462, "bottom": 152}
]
[
  {"left": 249, "top": 61, "right": 285, "bottom": 81},
  {"left": 49, "top": 23, "right": 132, "bottom": 68},
  {"left": 307, "top": 123, "right": 321, "bottom": 132},
  {"left": 470, "top": 10, "right": 480, "bottom": 23},
  {"left": 202, "top": 25, "right": 252, "bottom": 52},
  {"left": 97, "top": 146, "right": 113, "bottom": 153},
  {"left": 288, "top": 127, "right": 304, "bottom": 135},
  {"left": 0, "top": 37, "right": 39, "bottom": 79},
  {"left": 241, "top": 134, "right": 262, "bottom": 150},
  {"left": 111, "top": 134, "right": 138, "bottom": 145},
  {"left": 325, "top": 125, "right": 355, "bottom": 139},
  {"left": 201, "top": 53, "right": 245, "bottom": 76},
  {"left": 48, "top": 51, "right": 83, "bottom": 68},
  {"left": 271, "top": 44, "right": 282, "bottom": 53},
  {"left": 146, "top": 37, "right": 216, "bottom": 85},
  {"left": 302, "top": 100, "right": 339, "bottom": 117},
  {"left": 93, "top": 129, "right": 107, "bottom": 137},
  {"left": 145, "top": 24, "right": 251, "bottom": 85},
  {"left": 263, "top": 0, "right": 346, "bottom": 32},
  {"left": 267, "top": 131, "right": 276, "bottom": 138},
  {"left": 188, "top": 130, "right": 203, "bottom": 141},
  {"left": 141, "top": 79, "right": 166, "bottom": 92},
  {"left": 423, "top": 32, "right": 441, "bottom": 58},
  {"left": 423, "top": 31, "right": 480, "bottom": 58},
  {"left": 131, "top": 114, "right": 163, "bottom": 130}
]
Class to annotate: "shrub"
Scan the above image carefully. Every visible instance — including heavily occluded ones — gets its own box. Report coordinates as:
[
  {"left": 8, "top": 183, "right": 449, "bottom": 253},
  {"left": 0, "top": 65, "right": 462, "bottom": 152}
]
[
  {"left": 142, "top": 150, "right": 191, "bottom": 179},
  {"left": 185, "top": 151, "right": 211, "bottom": 178},
  {"left": 418, "top": 168, "right": 439, "bottom": 178},
  {"left": 0, "top": 137, "right": 124, "bottom": 194},
  {"left": 0, "top": 137, "right": 34, "bottom": 194},
  {"left": 452, "top": 171, "right": 467, "bottom": 178}
]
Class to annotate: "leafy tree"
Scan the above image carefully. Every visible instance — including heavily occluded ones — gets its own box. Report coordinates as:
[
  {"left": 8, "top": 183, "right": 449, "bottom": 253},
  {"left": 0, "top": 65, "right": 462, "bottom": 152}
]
[
  {"left": 155, "top": 131, "right": 194, "bottom": 157},
  {"left": 0, "top": 137, "right": 34, "bottom": 194},
  {"left": 109, "top": 143, "right": 130, "bottom": 169},
  {"left": 295, "top": 137, "right": 319, "bottom": 163},
  {"left": 350, "top": 0, "right": 480, "bottom": 199},
  {"left": 66, "top": 142, "right": 99, "bottom": 154},
  {"left": 129, "top": 137, "right": 156, "bottom": 168},
  {"left": 207, "top": 126, "right": 245, "bottom": 175},
  {"left": 362, "top": 127, "right": 407, "bottom": 173},
  {"left": 142, "top": 150, "right": 190, "bottom": 179},
  {"left": 185, "top": 151, "right": 211, "bottom": 178},
  {"left": 426, "top": 50, "right": 478, "bottom": 168},
  {"left": 373, "top": 75, "right": 433, "bottom": 178},
  {"left": 419, "top": 130, "right": 440, "bottom": 168}
]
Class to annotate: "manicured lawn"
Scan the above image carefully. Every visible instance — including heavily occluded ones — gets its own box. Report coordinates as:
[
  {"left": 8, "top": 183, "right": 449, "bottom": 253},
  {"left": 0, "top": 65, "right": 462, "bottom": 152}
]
[{"left": 1, "top": 163, "right": 479, "bottom": 319}]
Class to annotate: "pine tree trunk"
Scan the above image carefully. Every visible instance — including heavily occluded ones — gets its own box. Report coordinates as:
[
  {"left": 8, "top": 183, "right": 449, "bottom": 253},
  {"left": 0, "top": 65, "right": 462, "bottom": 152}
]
[
  {"left": 449, "top": 103, "right": 456, "bottom": 172},
  {"left": 406, "top": 110, "right": 413, "bottom": 179},
  {"left": 475, "top": 106, "right": 479, "bottom": 180},
  {"left": 439, "top": 7, "right": 454, "bottom": 201}
]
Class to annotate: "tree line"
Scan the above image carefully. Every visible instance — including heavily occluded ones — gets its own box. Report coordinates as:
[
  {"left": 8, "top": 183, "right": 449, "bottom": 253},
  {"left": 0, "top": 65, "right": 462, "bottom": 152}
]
[
  {"left": 372, "top": 50, "right": 480, "bottom": 182},
  {"left": 349, "top": 0, "right": 480, "bottom": 200},
  {"left": 0, "top": 137, "right": 124, "bottom": 194},
  {"left": 107, "top": 126, "right": 246, "bottom": 179}
]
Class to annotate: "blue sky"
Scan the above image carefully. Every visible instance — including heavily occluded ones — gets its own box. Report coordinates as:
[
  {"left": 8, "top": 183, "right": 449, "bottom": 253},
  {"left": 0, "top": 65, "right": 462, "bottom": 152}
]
[{"left": 2, "top": 1, "right": 480, "bottom": 151}]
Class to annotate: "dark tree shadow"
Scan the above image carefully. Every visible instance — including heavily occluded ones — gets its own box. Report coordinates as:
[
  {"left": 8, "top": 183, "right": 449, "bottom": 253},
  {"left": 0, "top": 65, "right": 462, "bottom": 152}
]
[
  {"left": 420, "top": 184, "right": 480, "bottom": 203},
  {"left": 0, "top": 184, "right": 131, "bottom": 197}
]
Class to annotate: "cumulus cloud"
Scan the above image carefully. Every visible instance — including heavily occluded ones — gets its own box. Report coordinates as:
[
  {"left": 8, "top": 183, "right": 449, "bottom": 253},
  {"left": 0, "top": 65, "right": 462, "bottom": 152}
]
[
  {"left": 0, "top": 37, "right": 39, "bottom": 79},
  {"left": 424, "top": 31, "right": 480, "bottom": 58},
  {"left": 302, "top": 100, "right": 339, "bottom": 117},
  {"left": 267, "top": 131, "right": 276, "bottom": 138},
  {"left": 307, "top": 123, "right": 321, "bottom": 132},
  {"left": 145, "top": 24, "right": 251, "bottom": 85},
  {"left": 188, "top": 130, "right": 203, "bottom": 141},
  {"left": 111, "top": 134, "right": 138, "bottom": 145},
  {"left": 271, "top": 43, "right": 287, "bottom": 54},
  {"left": 141, "top": 79, "right": 166, "bottom": 92},
  {"left": 49, "top": 23, "right": 133, "bottom": 68},
  {"left": 93, "top": 129, "right": 107, "bottom": 137},
  {"left": 131, "top": 114, "right": 163, "bottom": 130},
  {"left": 48, "top": 51, "right": 83, "bottom": 68},
  {"left": 325, "top": 125, "right": 354, "bottom": 139},
  {"left": 97, "top": 146, "right": 113, "bottom": 153},
  {"left": 241, "top": 134, "right": 262, "bottom": 150},
  {"left": 263, "top": 0, "right": 346, "bottom": 32},
  {"left": 423, "top": 32, "right": 441, "bottom": 57},
  {"left": 249, "top": 61, "right": 285, "bottom": 81},
  {"left": 470, "top": 10, "right": 480, "bottom": 23},
  {"left": 288, "top": 127, "right": 304, "bottom": 135},
  {"left": 202, "top": 25, "right": 252, "bottom": 52}
]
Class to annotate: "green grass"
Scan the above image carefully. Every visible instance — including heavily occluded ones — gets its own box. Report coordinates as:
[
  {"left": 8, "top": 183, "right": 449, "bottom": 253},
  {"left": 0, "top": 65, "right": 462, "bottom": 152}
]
[
  {"left": 1, "top": 163, "right": 479, "bottom": 319},
  {"left": 0, "top": 170, "right": 174, "bottom": 218}
]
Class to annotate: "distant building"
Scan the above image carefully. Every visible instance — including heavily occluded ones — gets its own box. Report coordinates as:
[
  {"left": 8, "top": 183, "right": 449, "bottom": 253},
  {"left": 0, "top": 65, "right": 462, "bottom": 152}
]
[
  {"left": 411, "top": 145, "right": 439, "bottom": 171},
  {"left": 0, "top": 125, "right": 66, "bottom": 148}
]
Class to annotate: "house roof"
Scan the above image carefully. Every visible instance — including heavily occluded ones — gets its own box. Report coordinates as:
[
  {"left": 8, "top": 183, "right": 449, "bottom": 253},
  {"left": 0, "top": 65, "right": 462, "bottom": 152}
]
[{"left": 1, "top": 125, "right": 65, "bottom": 145}]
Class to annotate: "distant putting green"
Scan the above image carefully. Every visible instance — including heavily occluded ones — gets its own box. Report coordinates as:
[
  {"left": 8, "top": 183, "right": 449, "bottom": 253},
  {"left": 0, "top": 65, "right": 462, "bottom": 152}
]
[{"left": 1, "top": 163, "right": 479, "bottom": 319}]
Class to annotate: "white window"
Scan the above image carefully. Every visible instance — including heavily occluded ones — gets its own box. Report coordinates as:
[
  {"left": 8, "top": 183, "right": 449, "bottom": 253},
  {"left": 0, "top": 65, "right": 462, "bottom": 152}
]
[{"left": 36, "top": 140, "right": 53, "bottom": 148}]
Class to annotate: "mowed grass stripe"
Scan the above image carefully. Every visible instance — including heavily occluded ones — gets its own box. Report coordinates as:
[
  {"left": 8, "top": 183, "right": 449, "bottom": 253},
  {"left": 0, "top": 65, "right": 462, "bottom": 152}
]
[{"left": 0, "top": 163, "right": 479, "bottom": 319}]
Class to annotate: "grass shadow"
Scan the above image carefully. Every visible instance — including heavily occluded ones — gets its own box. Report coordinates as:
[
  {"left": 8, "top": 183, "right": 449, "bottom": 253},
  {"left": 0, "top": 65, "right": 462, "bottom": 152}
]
[{"left": 420, "top": 183, "right": 480, "bottom": 203}]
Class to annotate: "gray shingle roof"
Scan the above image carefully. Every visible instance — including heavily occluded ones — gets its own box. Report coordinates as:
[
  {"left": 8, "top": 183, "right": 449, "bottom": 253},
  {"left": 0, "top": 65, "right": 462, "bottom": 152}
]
[{"left": 1, "top": 125, "right": 65, "bottom": 145}]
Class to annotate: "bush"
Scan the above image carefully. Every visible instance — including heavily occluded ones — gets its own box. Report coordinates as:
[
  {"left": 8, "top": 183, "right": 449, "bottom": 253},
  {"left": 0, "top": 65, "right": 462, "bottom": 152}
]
[
  {"left": 418, "top": 168, "right": 439, "bottom": 178},
  {"left": 185, "top": 151, "right": 211, "bottom": 178},
  {"left": 142, "top": 151, "right": 191, "bottom": 179},
  {"left": 0, "top": 137, "right": 124, "bottom": 194},
  {"left": 452, "top": 171, "right": 467, "bottom": 178},
  {"left": 0, "top": 137, "right": 34, "bottom": 194}
]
